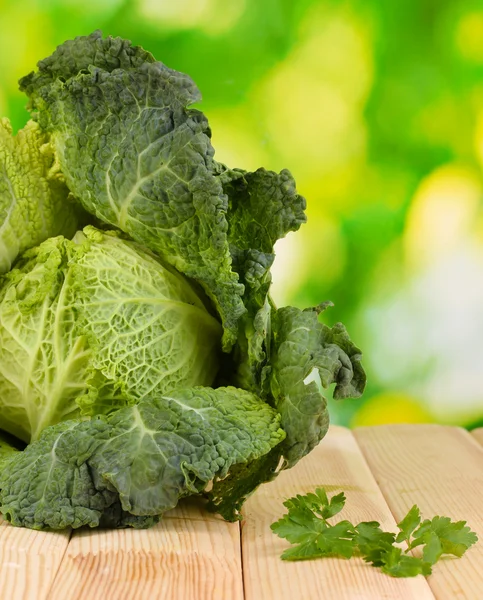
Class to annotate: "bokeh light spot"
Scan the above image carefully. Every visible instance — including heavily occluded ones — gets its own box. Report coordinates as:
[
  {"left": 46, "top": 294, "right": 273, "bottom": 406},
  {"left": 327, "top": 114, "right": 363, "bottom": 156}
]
[
  {"left": 271, "top": 215, "right": 346, "bottom": 307},
  {"left": 405, "top": 164, "right": 482, "bottom": 270},
  {"left": 254, "top": 5, "right": 372, "bottom": 180},
  {"left": 351, "top": 392, "right": 433, "bottom": 427},
  {"left": 206, "top": 106, "right": 269, "bottom": 171},
  {"left": 455, "top": 11, "right": 483, "bottom": 63},
  {"left": 138, "top": 0, "right": 245, "bottom": 34}
]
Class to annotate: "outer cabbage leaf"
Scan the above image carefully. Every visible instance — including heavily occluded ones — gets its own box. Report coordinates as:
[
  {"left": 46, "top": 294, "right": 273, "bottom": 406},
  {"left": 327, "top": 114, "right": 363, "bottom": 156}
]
[
  {"left": 20, "top": 31, "right": 245, "bottom": 350},
  {"left": 206, "top": 445, "right": 282, "bottom": 521},
  {"left": 0, "top": 118, "right": 79, "bottom": 273},
  {"left": 0, "top": 226, "right": 222, "bottom": 442},
  {"left": 90, "top": 386, "right": 285, "bottom": 516},
  {"left": 0, "top": 387, "right": 285, "bottom": 529},
  {"left": 218, "top": 167, "right": 306, "bottom": 392},
  {"left": 262, "top": 304, "right": 366, "bottom": 467},
  {"left": 0, "top": 431, "right": 21, "bottom": 472},
  {"left": 19, "top": 31, "right": 156, "bottom": 92},
  {"left": 0, "top": 420, "right": 156, "bottom": 529}
]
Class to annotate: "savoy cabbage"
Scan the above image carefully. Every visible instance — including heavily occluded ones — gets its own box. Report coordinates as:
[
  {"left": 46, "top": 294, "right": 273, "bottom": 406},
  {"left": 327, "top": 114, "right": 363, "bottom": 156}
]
[{"left": 0, "top": 31, "right": 366, "bottom": 529}]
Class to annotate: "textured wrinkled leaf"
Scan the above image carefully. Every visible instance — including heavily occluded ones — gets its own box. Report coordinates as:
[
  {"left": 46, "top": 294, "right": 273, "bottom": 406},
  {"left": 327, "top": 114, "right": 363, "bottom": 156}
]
[
  {"left": 219, "top": 166, "right": 306, "bottom": 392},
  {"left": 20, "top": 31, "right": 245, "bottom": 350},
  {"left": 91, "top": 387, "right": 285, "bottom": 515},
  {"left": 262, "top": 304, "right": 366, "bottom": 467},
  {"left": 206, "top": 445, "right": 281, "bottom": 521},
  {"left": 69, "top": 227, "right": 223, "bottom": 410},
  {"left": 0, "top": 226, "right": 222, "bottom": 442},
  {"left": 0, "top": 387, "right": 285, "bottom": 528},
  {"left": 0, "top": 237, "right": 91, "bottom": 442},
  {"left": 0, "top": 118, "right": 79, "bottom": 274},
  {"left": 0, "top": 420, "right": 118, "bottom": 529}
]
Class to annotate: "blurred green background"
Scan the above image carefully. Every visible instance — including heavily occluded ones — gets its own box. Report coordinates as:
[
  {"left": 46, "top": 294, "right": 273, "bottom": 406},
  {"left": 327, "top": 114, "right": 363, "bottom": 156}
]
[{"left": 1, "top": 0, "right": 482, "bottom": 428}]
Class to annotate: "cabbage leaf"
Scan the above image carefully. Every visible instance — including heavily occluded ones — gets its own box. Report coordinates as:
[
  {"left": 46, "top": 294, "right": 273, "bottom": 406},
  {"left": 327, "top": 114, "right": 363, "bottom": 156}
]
[
  {"left": 20, "top": 31, "right": 245, "bottom": 350},
  {"left": 0, "top": 387, "right": 285, "bottom": 529},
  {"left": 262, "top": 304, "right": 365, "bottom": 467},
  {"left": 0, "top": 119, "right": 78, "bottom": 274},
  {"left": 0, "top": 226, "right": 221, "bottom": 442}
]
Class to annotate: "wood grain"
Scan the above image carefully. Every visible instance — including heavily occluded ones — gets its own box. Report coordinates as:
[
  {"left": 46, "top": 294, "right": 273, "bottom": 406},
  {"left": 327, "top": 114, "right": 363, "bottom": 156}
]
[
  {"left": 49, "top": 504, "right": 243, "bottom": 600},
  {"left": 0, "top": 517, "right": 70, "bottom": 600},
  {"left": 354, "top": 424, "right": 483, "bottom": 600},
  {"left": 241, "top": 426, "right": 434, "bottom": 600}
]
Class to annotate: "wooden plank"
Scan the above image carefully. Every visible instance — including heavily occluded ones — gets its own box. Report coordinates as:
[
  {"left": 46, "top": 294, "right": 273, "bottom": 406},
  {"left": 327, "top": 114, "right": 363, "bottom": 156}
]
[
  {"left": 354, "top": 424, "right": 483, "bottom": 600},
  {"left": 241, "top": 426, "right": 434, "bottom": 600},
  {"left": 471, "top": 427, "right": 483, "bottom": 446},
  {"left": 0, "top": 517, "right": 70, "bottom": 600},
  {"left": 48, "top": 503, "right": 244, "bottom": 600}
]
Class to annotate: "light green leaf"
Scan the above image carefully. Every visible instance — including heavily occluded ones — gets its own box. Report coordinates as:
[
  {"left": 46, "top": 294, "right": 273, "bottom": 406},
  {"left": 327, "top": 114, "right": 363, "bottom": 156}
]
[
  {"left": 69, "top": 227, "right": 223, "bottom": 410},
  {"left": 410, "top": 516, "right": 478, "bottom": 558},
  {"left": 0, "top": 237, "right": 93, "bottom": 442},
  {"left": 0, "top": 118, "right": 79, "bottom": 274},
  {"left": 0, "top": 227, "right": 222, "bottom": 442},
  {"left": 379, "top": 546, "right": 432, "bottom": 578}
]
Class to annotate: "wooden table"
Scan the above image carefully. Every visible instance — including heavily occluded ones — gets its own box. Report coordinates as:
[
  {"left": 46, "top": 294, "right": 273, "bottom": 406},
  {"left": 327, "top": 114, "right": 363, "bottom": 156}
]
[{"left": 2, "top": 424, "right": 483, "bottom": 600}]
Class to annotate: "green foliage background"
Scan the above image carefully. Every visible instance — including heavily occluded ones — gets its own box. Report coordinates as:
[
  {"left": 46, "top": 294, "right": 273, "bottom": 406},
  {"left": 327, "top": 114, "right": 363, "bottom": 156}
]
[{"left": 1, "top": 0, "right": 482, "bottom": 427}]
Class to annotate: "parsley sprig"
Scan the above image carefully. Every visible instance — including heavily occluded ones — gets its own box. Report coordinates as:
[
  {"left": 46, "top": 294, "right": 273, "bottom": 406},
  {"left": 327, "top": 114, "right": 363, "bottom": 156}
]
[{"left": 271, "top": 488, "right": 478, "bottom": 577}]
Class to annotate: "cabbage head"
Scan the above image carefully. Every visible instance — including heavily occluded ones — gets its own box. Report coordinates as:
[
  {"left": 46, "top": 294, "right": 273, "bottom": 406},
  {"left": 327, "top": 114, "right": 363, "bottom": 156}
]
[{"left": 0, "top": 225, "right": 222, "bottom": 442}]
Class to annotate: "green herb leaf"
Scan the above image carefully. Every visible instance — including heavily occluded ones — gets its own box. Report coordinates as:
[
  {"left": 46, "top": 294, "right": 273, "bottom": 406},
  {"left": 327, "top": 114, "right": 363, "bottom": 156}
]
[
  {"left": 410, "top": 516, "right": 478, "bottom": 560},
  {"left": 379, "top": 547, "right": 432, "bottom": 578},
  {"left": 355, "top": 521, "right": 396, "bottom": 566},
  {"left": 395, "top": 505, "right": 421, "bottom": 543},
  {"left": 272, "top": 487, "right": 478, "bottom": 578}
]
